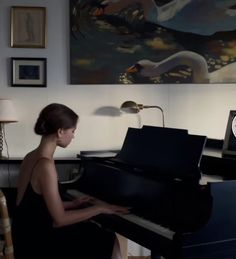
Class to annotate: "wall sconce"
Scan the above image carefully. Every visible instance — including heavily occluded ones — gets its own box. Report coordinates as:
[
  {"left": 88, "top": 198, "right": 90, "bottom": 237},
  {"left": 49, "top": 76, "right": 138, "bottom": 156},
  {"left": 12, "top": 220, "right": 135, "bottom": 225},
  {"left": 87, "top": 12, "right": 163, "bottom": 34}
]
[
  {"left": 0, "top": 99, "right": 18, "bottom": 159},
  {"left": 120, "top": 100, "right": 165, "bottom": 127}
]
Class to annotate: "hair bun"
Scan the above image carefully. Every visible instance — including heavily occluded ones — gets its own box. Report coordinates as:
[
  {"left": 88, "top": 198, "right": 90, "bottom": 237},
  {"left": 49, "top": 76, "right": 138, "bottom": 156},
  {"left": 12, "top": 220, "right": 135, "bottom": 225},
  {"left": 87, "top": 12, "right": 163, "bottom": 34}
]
[
  {"left": 34, "top": 103, "right": 78, "bottom": 136},
  {"left": 34, "top": 118, "right": 47, "bottom": 135}
]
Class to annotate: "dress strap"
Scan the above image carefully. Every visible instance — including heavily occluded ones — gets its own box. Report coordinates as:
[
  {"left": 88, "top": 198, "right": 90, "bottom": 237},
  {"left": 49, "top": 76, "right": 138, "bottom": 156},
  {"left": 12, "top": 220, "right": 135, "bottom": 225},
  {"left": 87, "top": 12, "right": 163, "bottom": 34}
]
[{"left": 30, "top": 157, "right": 51, "bottom": 180}]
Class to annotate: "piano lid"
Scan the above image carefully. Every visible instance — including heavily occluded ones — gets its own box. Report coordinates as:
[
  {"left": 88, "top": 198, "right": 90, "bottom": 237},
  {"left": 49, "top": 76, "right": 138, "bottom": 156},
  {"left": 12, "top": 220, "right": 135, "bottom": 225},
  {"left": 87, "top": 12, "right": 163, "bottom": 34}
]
[{"left": 112, "top": 125, "right": 206, "bottom": 181}]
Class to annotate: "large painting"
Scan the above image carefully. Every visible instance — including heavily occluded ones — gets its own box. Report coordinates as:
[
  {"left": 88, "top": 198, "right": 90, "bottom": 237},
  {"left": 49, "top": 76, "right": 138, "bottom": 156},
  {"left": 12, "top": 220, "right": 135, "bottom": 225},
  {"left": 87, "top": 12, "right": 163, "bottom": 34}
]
[{"left": 70, "top": 0, "right": 236, "bottom": 84}]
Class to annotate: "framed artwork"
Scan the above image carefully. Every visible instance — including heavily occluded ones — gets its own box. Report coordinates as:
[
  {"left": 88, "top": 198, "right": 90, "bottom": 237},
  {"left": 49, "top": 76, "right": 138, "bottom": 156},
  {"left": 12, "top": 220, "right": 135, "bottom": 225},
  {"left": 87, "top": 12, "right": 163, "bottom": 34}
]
[
  {"left": 11, "top": 6, "right": 46, "bottom": 48},
  {"left": 222, "top": 110, "right": 236, "bottom": 158},
  {"left": 11, "top": 58, "right": 47, "bottom": 87},
  {"left": 70, "top": 0, "right": 236, "bottom": 84}
]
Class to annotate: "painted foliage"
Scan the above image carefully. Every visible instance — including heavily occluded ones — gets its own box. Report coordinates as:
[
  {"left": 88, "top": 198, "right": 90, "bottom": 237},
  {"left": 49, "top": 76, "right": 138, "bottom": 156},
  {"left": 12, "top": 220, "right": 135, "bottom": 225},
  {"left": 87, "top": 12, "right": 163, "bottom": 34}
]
[{"left": 70, "top": 0, "right": 236, "bottom": 84}]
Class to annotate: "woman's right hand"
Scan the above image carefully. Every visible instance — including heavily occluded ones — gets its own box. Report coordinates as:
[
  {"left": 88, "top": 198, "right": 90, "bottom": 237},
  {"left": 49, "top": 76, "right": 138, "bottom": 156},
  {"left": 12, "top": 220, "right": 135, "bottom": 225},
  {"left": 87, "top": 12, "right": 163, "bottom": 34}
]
[{"left": 86, "top": 196, "right": 130, "bottom": 215}]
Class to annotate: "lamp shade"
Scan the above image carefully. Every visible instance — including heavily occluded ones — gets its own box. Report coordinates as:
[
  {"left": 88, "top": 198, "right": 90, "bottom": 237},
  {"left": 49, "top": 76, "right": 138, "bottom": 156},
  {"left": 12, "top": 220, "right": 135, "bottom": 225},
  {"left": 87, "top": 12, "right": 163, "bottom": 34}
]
[
  {"left": 0, "top": 99, "right": 18, "bottom": 122},
  {"left": 120, "top": 101, "right": 142, "bottom": 113},
  {"left": 120, "top": 100, "right": 165, "bottom": 127}
]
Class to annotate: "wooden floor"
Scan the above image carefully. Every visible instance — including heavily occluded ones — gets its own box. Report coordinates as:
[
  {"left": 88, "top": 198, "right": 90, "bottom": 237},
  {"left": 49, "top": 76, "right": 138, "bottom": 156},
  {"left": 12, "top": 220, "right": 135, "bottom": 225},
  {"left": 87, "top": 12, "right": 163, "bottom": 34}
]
[{"left": 117, "top": 234, "right": 151, "bottom": 259}]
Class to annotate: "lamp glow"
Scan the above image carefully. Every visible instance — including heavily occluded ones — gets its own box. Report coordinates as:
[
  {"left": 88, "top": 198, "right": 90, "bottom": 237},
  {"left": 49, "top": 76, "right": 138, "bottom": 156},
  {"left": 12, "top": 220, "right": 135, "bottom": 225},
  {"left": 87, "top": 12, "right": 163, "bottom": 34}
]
[{"left": 0, "top": 99, "right": 18, "bottom": 159}]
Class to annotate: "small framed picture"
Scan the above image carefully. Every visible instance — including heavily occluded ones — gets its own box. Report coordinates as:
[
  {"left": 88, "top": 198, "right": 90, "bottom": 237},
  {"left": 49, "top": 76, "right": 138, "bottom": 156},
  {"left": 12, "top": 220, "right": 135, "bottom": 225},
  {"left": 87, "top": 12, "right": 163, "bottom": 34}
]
[
  {"left": 11, "top": 6, "right": 46, "bottom": 48},
  {"left": 222, "top": 110, "right": 236, "bottom": 157},
  {"left": 11, "top": 58, "right": 47, "bottom": 87}
]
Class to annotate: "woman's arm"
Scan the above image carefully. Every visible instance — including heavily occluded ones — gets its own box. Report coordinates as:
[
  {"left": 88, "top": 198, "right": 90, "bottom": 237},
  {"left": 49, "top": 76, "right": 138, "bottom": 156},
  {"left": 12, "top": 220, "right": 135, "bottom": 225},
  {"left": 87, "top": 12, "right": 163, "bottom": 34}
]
[
  {"left": 63, "top": 200, "right": 76, "bottom": 210},
  {"left": 37, "top": 159, "right": 129, "bottom": 227},
  {"left": 63, "top": 195, "right": 93, "bottom": 210}
]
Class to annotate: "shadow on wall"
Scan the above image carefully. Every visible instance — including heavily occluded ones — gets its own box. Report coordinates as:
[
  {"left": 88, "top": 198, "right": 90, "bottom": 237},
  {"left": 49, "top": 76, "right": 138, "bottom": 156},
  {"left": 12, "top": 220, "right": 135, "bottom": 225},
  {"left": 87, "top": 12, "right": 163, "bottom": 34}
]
[
  {"left": 94, "top": 106, "right": 142, "bottom": 128},
  {"left": 94, "top": 106, "right": 122, "bottom": 117}
]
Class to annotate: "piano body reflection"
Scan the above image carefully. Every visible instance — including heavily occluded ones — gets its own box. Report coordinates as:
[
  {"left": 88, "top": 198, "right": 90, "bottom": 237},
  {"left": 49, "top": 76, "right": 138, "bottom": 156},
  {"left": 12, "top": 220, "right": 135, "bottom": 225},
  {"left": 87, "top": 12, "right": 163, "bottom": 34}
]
[{"left": 63, "top": 126, "right": 236, "bottom": 258}]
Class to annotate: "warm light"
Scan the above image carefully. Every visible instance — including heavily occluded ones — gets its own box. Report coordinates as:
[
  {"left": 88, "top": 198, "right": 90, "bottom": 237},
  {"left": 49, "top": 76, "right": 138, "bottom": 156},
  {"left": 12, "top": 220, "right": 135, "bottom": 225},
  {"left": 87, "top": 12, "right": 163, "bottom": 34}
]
[
  {"left": 0, "top": 99, "right": 18, "bottom": 159},
  {"left": 0, "top": 99, "right": 18, "bottom": 122}
]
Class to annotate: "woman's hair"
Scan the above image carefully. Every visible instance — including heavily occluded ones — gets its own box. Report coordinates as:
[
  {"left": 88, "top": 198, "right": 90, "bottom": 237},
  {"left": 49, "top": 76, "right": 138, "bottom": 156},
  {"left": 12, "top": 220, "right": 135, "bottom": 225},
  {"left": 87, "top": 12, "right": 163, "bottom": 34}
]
[{"left": 34, "top": 103, "right": 79, "bottom": 136}]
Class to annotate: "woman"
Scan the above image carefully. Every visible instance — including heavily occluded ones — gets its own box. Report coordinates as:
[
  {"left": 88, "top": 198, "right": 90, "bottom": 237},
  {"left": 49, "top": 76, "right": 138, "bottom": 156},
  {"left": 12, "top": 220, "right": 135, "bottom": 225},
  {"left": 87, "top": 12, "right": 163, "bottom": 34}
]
[{"left": 12, "top": 103, "right": 129, "bottom": 259}]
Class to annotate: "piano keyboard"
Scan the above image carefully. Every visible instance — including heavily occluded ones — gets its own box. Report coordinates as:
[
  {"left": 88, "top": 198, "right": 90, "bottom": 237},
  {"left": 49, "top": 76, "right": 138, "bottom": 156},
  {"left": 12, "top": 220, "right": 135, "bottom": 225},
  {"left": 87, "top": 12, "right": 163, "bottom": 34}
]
[
  {"left": 120, "top": 213, "right": 175, "bottom": 240},
  {"left": 67, "top": 189, "right": 175, "bottom": 240}
]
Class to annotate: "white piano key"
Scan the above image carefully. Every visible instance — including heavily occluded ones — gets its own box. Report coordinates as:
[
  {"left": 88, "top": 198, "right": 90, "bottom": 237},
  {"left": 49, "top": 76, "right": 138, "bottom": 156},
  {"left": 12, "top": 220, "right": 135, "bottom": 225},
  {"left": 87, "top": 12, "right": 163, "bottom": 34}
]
[{"left": 120, "top": 213, "right": 175, "bottom": 240}]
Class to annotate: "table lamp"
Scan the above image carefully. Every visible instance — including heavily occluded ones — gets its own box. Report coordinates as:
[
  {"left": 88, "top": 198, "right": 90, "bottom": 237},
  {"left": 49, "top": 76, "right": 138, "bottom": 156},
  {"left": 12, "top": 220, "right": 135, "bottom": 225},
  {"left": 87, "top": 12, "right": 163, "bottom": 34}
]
[
  {"left": 0, "top": 99, "right": 18, "bottom": 159},
  {"left": 120, "top": 100, "right": 165, "bottom": 127}
]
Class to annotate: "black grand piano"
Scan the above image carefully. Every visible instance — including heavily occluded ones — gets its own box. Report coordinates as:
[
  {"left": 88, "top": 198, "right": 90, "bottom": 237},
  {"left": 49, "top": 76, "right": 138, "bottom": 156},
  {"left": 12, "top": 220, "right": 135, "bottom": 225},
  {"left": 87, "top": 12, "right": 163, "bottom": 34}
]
[{"left": 63, "top": 125, "right": 236, "bottom": 259}]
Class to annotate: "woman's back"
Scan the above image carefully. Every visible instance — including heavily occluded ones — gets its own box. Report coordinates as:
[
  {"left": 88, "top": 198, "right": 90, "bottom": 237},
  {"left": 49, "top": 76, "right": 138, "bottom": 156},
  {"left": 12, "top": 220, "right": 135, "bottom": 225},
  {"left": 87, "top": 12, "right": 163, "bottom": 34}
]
[
  {"left": 12, "top": 155, "right": 55, "bottom": 258},
  {"left": 12, "top": 182, "right": 54, "bottom": 258}
]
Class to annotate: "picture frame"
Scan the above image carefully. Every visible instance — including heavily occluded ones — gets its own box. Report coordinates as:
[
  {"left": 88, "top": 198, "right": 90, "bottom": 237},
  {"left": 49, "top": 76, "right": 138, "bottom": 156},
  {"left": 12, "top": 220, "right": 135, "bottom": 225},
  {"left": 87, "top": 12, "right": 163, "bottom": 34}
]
[
  {"left": 222, "top": 110, "right": 236, "bottom": 158},
  {"left": 11, "top": 58, "right": 47, "bottom": 87},
  {"left": 11, "top": 6, "right": 46, "bottom": 48}
]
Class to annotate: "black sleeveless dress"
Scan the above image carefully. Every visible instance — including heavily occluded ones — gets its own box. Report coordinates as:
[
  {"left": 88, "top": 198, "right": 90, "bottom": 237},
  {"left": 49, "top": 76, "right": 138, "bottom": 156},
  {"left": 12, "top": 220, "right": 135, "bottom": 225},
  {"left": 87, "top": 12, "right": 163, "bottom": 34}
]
[{"left": 12, "top": 182, "right": 116, "bottom": 259}]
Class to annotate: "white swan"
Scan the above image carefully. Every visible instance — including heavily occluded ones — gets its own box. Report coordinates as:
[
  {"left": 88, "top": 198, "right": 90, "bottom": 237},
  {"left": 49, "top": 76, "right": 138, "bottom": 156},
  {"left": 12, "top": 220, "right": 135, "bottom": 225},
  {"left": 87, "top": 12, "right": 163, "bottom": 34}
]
[
  {"left": 126, "top": 51, "right": 236, "bottom": 83},
  {"left": 93, "top": 0, "right": 191, "bottom": 22}
]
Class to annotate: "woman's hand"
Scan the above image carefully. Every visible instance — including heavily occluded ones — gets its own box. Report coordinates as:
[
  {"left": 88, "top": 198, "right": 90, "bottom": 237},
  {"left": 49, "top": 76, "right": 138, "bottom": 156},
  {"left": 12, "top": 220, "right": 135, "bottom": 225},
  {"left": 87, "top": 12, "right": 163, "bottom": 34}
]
[
  {"left": 90, "top": 198, "right": 130, "bottom": 215},
  {"left": 72, "top": 195, "right": 94, "bottom": 208},
  {"left": 73, "top": 195, "right": 130, "bottom": 215},
  {"left": 98, "top": 203, "right": 130, "bottom": 215}
]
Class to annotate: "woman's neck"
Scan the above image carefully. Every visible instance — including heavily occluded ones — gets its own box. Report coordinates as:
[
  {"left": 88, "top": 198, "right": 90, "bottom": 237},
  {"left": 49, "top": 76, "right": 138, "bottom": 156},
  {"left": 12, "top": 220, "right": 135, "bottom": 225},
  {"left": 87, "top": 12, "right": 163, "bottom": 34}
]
[{"left": 36, "top": 135, "right": 57, "bottom": 159}]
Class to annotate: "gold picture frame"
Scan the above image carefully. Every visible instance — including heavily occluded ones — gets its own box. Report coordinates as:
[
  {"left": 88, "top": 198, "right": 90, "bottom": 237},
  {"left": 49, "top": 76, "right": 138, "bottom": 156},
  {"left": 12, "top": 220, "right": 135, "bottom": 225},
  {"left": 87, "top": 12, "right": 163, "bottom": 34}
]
[{"left": 11, "top": 6, "right": 46, "bottom": 48}]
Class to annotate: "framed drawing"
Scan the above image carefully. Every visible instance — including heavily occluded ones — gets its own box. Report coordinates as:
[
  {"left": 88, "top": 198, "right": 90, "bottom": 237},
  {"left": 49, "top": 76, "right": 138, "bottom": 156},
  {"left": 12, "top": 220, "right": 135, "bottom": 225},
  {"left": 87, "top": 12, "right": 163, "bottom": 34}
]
[
  {"left": 70, "top": 0, "right": 236, "bottom": 84},
  {"left": 222, "top": 110, "right": 236, "bottom": 158},
  {"left": 11, "top": 6, "right": 46, "bottom": 48},
  {"left": 11, "top": 58, "right": 47, "bottom": 87}
]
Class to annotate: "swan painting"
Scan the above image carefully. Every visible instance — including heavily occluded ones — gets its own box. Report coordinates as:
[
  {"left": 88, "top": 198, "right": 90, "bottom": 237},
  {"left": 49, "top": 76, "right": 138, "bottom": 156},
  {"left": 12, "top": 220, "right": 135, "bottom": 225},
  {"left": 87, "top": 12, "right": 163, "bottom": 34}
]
[
  {"left": 70, "top": 1, "right": 236, "bottom": 84},
  {"left": 92, "top": 0, "right": 236, "bottom": 35},
  {"left": 126, "top": 51, "right": 236, "bottom": 83}
]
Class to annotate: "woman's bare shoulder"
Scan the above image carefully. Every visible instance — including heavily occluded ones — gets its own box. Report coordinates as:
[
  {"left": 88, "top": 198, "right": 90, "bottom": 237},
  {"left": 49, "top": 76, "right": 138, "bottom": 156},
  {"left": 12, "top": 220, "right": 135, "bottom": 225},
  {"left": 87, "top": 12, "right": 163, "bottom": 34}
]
[
  {"left": 35, "top": 158, "right": 57, "bottom": 185},
  {"left": 20, "top": 151, "right": 35, "bottom": 170},
  {"left": 22, "top": 150, "right": 36, "bottom": 163},
  {"left": 21, "top": 151, "right": 54, "bottom": 173},
  {"left": 36, "top": 157, "right": 54, "bottom": 169}
]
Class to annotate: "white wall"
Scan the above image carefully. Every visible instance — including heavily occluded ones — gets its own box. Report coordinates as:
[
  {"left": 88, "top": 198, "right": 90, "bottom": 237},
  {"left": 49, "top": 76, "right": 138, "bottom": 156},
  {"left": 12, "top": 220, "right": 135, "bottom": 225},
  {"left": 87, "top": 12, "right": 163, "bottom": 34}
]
[
  {"left": 168, "top": 84, "right": 236, "bottom": 138},
  {"left": 0, "top": 0, "right": 235, "bottom": 158}
]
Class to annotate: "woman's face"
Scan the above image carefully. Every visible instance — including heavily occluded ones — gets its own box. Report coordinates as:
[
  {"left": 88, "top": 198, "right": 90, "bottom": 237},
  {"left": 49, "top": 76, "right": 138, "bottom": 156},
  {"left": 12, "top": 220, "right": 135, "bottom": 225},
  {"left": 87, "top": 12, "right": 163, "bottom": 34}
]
[{"left": 57, "top": 126, "right": 76, "bottom": 148}]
